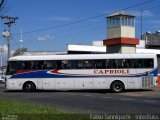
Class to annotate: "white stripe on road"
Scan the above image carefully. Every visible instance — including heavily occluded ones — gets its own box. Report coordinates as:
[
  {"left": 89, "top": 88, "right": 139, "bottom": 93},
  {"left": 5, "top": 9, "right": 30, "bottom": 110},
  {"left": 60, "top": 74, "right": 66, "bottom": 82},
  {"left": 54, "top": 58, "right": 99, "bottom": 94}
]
[
  {"left": 103, "top": 97, "right": 112, "bottom": 99},
  {"left": 144, "top": 100, "right": 158, "bottom": 103},
  {"left": 121, "top": 98, "right": 134, "bottom": 101},
  {"left": 84, "top": 95, "right": 93, "bottom": 97},
  {"left": 70, "top": 93, "right": 78, "bottom": 96}
]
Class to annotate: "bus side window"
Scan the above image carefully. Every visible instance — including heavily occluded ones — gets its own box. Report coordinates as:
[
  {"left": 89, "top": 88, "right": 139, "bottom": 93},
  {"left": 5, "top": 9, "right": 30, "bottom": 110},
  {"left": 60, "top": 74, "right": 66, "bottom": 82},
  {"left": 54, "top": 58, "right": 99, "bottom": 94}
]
[
  {"left": 131, "top": 59, "right": 142, "bottom": 68},
  {"left": 57, "top": 61, "right": 62, "bottom": 69},
  {"left": 109, "top": 59, "right": 118, "bottom": 68},
  {"left": 68, "top": 60, "right": 76, "bottom": 69},
  {"left": 122, "top": 59, "right": 129, "bottom": 68},
  {"left": 77, "top": 60, "right": 84, "bottom": 69},
  {"left": 130, "top": 59, "right": 136, "bottom": 68},
  {"left": 143, "top": 59, "right": 153, "bottom": 68},
  {"left": 61, "top": 60, "right": 68, "bottom": 69},
  {"left": 21, "top": 61, "right": 30, "bottom": 70},
  {"left": 137, "top": 59, "right": 142, "bottom": 68},
  {"left": 95, "top": 60, "right": 106, "bottom": 69},
  {"left": 52, "top": 61, "right": 58, "bottom": 69},
  {"left": 38, "top": 61, "right": 45, "bottom": 69},
  {"left": 105, "top": 60, "right": 110, "bottom": 68},
  {"left": 31, "top": 61, "right": 39, "bottom": 70},
  {"left": 84, "top": 60, "right": 93, "bottom": 69},
  {"left": 43, "top": 61, "right": 57, "bottom": 70}
]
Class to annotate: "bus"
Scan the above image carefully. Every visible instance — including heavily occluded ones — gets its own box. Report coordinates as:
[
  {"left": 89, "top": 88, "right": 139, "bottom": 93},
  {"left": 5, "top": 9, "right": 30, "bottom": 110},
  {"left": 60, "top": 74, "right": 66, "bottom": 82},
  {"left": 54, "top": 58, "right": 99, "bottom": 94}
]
[{"left": 5, "top": 53, "right": 158, "bottom": 92}]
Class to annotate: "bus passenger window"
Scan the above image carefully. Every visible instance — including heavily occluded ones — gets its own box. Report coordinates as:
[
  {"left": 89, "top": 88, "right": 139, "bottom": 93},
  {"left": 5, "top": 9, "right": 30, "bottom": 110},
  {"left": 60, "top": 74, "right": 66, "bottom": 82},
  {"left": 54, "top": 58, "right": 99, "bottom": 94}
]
[
  {"left": 22, "top": 61, "right": 30, "bottom": 70},
  {"left": 43, "top": 61, "right": 57, "bottom": 69},
  {"left": 57, "top": 61, "right": 62, "bottom": 69},
  {"left": 68, "top": 60, "right": 76, "bottom": 69},
  {"left": 105, "top": 60, "right": 110, "bottom": 68},
  {"left": 131, "top": 59, "right": 142, "bottom": 68},
  {"left": 31, "top": 61, "right": 39, "bottom": 70},
  {"left": 61, "top": 60, "right": 68, "bottom": 69},
  {"left": 84, "top": 60, "right": 93, "bottom": 69},
  {"left": 95, "top": 60, "right": 105, "bottom": 69},
  {"left": 122, "top": 59, "right": 129, "bottom": 68},
  {"left": 143, "top": 59, "right": 153, "bottom": 68},
  {"left": 109, "top": 59, "right": 118, "bottom": 68},
  {"left": 77, "top": 60, "right": 84, "bottom": 69},
  {"left": 137, "top": 59, "right": 142, "bottom": 68}
]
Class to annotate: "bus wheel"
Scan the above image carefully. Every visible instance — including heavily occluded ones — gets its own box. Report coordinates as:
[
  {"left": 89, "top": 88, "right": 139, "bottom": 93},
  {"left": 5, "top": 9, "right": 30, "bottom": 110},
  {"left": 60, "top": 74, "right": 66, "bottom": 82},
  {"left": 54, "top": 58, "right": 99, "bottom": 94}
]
[
  {"left": 110, "top": 81, "right": 124, "bottom": 93},
  {"left": 23, "top": 82, "right": 36, "bottom": 92}
]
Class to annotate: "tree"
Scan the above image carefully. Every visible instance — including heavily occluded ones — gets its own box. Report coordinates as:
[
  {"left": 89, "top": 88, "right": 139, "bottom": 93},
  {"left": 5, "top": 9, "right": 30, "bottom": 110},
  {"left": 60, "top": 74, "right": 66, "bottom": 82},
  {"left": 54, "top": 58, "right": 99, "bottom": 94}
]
[{"left": 13, "top": 48, "right": 28, "bottom": 56}]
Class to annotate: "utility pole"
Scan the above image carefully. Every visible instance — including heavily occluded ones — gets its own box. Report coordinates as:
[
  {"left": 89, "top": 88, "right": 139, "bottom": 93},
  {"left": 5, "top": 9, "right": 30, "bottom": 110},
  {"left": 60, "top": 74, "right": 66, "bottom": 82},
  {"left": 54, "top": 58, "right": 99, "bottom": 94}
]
[{"left": 1, "top": 15, "right": 18, "bottom": 60}]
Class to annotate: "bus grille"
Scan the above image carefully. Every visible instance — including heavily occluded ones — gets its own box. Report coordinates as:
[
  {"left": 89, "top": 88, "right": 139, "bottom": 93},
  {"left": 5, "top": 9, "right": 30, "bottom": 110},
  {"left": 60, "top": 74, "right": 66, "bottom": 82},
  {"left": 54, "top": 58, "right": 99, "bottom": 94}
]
[{"left": 142, "top": 76, "right": 153, "bottom": 88}]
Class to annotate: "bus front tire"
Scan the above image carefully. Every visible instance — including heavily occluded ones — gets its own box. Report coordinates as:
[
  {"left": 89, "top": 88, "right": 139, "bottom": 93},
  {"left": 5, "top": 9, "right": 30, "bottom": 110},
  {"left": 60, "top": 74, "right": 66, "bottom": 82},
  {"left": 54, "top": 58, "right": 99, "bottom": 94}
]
[
  {"left": 110, "top": 81, "right": 125, "bottom": 93},
  {"left": 23, "top": 82, "right": 36, "bottom": 92}
]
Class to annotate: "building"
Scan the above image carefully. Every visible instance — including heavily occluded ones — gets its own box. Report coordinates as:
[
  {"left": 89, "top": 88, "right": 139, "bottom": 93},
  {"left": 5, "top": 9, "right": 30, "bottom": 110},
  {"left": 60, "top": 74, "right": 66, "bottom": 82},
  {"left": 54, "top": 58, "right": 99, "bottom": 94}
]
[
  {"left": 67, "top": 11, "right": 160, "bottom": 68},
  {"left": 103, "top": 11, "right": 139, "bottom": 53},
  {"left": 142, "top": 31, "right": 160, "bottom": 49}
]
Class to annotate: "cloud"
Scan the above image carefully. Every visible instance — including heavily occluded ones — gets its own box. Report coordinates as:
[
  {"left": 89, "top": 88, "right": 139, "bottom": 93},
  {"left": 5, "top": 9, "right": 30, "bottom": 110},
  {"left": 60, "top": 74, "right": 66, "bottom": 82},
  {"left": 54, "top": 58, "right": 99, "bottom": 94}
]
[{"left": 37, "top": 34, "right": 54, "bottom": 41}]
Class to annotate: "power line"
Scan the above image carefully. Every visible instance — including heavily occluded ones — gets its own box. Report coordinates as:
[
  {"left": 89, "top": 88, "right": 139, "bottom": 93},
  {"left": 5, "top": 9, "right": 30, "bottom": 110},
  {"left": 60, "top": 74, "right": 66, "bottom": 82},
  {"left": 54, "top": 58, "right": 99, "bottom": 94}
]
[
  {"left": 11, "top": 36, "right": 19, "bottom": 48},
  {"left": 13, "top": 0, "right": 155, "bottom": 36},
  {"left": 17, "top": 25, "right": 106, "bottom": 47},
  {"left": 145, "top": 4, "right": 160, "bottom": 10}
]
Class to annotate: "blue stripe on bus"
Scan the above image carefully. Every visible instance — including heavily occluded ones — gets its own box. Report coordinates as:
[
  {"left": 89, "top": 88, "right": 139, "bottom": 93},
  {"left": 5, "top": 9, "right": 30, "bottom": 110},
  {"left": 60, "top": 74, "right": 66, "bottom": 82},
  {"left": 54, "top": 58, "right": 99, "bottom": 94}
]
[{"left": 10, "top": 68, "right": 158, "bottom": 79}]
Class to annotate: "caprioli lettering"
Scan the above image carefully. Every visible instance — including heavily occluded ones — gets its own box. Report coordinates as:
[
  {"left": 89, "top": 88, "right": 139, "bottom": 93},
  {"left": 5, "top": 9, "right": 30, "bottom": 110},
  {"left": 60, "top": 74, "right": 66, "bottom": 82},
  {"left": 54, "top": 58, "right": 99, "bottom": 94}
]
[{"left": 94, "top": 69, "right": 129, "bottom": 75}]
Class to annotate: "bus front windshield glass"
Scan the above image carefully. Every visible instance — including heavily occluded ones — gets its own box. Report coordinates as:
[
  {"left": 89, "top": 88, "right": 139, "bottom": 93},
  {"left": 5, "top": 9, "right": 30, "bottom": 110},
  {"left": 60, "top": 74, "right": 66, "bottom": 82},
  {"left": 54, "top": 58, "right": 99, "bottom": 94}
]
[{"left": 6, "top": 61, "right": 17, "bottom": 75}]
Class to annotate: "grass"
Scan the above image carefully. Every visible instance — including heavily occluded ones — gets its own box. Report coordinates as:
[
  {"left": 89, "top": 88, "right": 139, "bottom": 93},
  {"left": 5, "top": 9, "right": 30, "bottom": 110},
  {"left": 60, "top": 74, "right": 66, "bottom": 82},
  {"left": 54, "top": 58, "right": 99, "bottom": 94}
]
[
  {"left": 0, "top": 98, "right": 62, "bottom": 114},
  {"left": 0, "top": 98, "right": 89, "bottom": 120}
]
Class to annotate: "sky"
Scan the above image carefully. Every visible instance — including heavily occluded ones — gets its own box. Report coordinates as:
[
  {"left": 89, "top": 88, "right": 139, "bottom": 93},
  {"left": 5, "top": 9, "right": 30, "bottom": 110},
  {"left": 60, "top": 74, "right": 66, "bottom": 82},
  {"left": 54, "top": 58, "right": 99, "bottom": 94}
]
[{"left": 1, "top": 0, "right": 160, "bottom": 53}]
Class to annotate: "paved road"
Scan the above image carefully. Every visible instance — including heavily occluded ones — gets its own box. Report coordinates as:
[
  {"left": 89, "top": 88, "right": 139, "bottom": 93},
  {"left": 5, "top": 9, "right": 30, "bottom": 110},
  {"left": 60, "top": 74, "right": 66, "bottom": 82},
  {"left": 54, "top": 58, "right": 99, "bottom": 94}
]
[{"left": 0, "top": 83, "right": 160, "bottom": 114}]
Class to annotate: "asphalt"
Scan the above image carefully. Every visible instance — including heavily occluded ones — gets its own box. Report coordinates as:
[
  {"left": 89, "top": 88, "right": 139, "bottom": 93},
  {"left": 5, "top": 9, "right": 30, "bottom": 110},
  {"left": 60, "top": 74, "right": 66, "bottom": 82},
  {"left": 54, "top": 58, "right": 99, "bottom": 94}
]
[{"left": 0, "top": 83, "right": 160, "bottom": 114}]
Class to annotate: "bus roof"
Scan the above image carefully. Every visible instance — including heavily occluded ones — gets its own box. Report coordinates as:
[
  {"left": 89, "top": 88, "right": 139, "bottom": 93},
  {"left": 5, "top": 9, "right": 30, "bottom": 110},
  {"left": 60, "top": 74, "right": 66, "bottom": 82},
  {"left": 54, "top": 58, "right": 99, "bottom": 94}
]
[{"left": 8, "top": 53, "right": 157, "bottom": 61}]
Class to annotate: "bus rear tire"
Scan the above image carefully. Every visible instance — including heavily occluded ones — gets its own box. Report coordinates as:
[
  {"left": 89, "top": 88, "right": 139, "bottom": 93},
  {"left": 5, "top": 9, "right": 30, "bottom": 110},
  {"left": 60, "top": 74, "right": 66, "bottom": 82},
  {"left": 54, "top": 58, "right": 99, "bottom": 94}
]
[
  {"left": 110, "top": 81, "right": 124, "bottom": 93},
  {"left": 23, "top": 82, "right": 36, "bottom": 92}
]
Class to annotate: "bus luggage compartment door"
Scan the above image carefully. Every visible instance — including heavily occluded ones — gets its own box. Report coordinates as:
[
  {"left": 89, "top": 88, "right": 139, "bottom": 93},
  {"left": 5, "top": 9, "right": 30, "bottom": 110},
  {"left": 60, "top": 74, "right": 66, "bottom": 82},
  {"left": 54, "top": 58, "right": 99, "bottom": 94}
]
[
  {"left": 37, "top": 79, "right": 43, "bottom": 90},
  {"left": 142, "top": 76, "right": 153, "bottom": 88}
]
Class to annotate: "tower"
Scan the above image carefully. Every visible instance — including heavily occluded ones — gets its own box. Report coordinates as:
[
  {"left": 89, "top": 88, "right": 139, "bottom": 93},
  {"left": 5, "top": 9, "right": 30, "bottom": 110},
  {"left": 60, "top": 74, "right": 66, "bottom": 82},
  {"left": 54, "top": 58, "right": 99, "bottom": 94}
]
[{"left": 103, "top": 11, "right": 139, "bottom": 53}]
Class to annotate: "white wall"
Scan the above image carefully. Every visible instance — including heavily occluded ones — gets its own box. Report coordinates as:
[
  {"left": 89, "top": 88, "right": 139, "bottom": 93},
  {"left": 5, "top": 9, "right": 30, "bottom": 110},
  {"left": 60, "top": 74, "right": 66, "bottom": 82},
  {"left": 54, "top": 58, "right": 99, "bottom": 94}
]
[{"left": 107, "top": 26, "right": 135, "bottom": 39}]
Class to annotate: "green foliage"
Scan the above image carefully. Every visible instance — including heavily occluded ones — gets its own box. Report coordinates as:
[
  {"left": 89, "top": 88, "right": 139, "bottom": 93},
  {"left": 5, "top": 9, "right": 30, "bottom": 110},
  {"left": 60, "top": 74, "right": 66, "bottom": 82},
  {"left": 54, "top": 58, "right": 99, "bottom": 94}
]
[
  {"left": 0, "top": 98, "right": 61, "bottom": 114},
  {"left": 13, "top": 48, "right": 28, "bottom": 56}
]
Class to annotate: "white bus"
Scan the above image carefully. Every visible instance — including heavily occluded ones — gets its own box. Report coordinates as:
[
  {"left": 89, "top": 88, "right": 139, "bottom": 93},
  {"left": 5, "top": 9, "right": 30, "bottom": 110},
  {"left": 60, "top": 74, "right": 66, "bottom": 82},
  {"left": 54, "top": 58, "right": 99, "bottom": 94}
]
[{"left": 5, "top": 53, "right": 158, "bottom": 92}]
